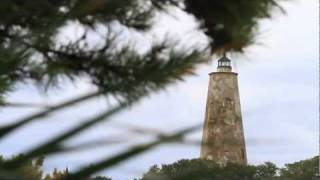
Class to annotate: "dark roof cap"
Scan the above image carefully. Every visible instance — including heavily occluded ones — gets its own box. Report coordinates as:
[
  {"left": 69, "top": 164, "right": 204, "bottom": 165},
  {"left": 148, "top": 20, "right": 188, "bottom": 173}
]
[{"left": 218, "top": 55, "right": 231, "bottom": 62}]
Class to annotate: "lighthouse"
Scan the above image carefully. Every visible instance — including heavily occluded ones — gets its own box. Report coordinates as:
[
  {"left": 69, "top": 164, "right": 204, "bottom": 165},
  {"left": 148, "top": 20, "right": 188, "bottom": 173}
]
[{"left": 200, "top": 55, "right": 247, "bottom": 166}]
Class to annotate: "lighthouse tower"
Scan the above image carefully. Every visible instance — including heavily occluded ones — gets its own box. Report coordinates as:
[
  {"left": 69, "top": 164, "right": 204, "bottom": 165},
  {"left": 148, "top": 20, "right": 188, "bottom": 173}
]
[{"left": 200, "top": 55, "right": 247, "bottom": 165}]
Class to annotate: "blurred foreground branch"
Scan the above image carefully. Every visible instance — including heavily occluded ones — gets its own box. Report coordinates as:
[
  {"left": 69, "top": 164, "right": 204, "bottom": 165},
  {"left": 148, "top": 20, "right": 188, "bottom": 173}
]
[{"left": 0, "top": 0, "right": 286, "bottom": 179}]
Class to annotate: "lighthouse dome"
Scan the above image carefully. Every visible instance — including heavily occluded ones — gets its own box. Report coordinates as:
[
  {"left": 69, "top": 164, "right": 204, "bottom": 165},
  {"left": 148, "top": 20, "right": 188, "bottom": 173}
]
[{"left": 217, "top": 55, "right": 232, "bottom": 72}]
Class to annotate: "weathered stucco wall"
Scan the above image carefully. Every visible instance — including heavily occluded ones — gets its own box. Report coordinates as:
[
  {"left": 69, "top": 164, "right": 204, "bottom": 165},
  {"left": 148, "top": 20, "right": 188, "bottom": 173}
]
[{"left": 200, "top": 72, "right": 247, "bottom": 166}]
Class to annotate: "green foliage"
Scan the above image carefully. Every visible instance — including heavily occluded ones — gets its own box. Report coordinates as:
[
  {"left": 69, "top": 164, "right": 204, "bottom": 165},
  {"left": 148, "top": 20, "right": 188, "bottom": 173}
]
[
  {"left": 0, "top": 155, "right": 113, "bottom": 180},
  {"left": 0, "top": 155, "right": 44, "bottom": 180},
  {"left": 0, "top": 0, "right": 286, "bottom": 179},
  {"left": 255, "top": 162, "right": 278, "bottom": 180},
  {"left": 90, "top": 176, "right": 112, "bottom": 180},
  {"left": 0, "top": 0, "right": 206, "bottom": 100},
  {"left": 0, "top": 46, "right": 32, "bottom": 104},
  {"left": 279, "top": 156, "right": 319, "bottom": 180},
  {"left": 44, "top": 167, "right": 113, "bottom": 180},
  {"left": 0, "top": 0, "right": 284, "bottom": 100},
  {"left": 14, "top": 156, "right": 44, "bottom": 180},
  {"left": 141, "top": 157, "right": 319, "bottom": 180},
  {"left": 44, "top": 168, "right": 69, "bottom": 180},
  {"left": 184, "top": 0, "right": 284, "bottom": 53},
  {"left": 0, "top": 155, "right": 317, "bottom": 180},
  {"left": 141, "top": 159, "right": 258, "bottom": 180}
]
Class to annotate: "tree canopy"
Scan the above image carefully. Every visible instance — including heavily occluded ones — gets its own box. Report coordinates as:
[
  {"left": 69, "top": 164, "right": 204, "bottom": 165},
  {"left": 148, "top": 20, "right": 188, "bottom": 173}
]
[
  {"left": 141, "top": 157, "right": 319, "bottom": 180},
  {"left": 0, "top": 155, "right": 113, "bottom": 180},
  {"left": 0, "top": 155, "right": 317, "bottom": 180}
]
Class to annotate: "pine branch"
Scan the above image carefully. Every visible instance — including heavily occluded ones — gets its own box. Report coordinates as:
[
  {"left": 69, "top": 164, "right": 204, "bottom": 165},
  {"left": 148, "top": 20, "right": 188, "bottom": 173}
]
[
  {"left": 0, "top": 91, "right": 102, "bottom": 139},
  {"left": 2, "top": 99, "right": 132, "bottom": 170},
  {"left": 65, "top": 124, "right": 202, "bottom": 179}
]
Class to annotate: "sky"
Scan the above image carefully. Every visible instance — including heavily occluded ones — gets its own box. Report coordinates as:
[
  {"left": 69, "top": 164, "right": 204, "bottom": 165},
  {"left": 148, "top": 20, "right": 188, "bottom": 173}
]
[{"left": 0, "top": 0, "right": 318, "bottom": 180}]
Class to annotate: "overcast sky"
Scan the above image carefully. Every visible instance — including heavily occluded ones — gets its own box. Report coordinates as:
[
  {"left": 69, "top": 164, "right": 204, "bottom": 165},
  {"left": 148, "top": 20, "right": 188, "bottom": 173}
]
[{"left": 0, "top": 0, "right": 318, "bottom": 180}]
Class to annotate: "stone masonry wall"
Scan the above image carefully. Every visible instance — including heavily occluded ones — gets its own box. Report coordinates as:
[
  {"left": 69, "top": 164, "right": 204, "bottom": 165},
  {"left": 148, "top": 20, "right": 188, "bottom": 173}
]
[{"left": 200, "top": 72, "right": 247, "bottom": 166}]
